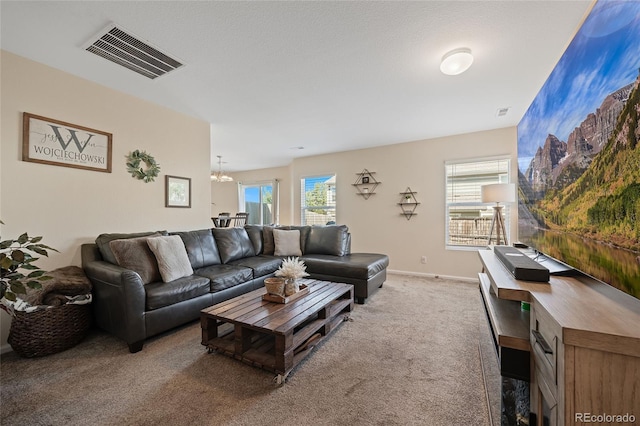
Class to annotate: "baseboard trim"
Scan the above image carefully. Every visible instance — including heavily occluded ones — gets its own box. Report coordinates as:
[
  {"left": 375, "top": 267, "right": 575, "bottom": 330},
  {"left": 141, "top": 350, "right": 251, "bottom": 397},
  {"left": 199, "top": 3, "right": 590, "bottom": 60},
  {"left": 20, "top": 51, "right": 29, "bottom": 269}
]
[
  {"left": 387, "top": 269, "right": 476, "bottom": 283},
  {"left": 1, "top": 343, "right": 13, "bottom": 354}
]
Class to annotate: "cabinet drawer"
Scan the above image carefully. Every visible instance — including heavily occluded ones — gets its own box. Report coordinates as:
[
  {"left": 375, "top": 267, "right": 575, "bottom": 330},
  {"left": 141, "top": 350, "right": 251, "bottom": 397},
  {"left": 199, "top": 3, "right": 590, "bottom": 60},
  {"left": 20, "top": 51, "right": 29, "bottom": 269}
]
[{"left": 530, "top": 303, "right": 559, "bottom": 394}]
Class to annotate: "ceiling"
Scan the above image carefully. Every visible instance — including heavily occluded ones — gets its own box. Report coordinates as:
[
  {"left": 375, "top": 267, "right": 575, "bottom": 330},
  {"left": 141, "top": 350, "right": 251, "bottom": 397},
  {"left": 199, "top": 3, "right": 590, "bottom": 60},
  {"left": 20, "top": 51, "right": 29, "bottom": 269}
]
[{"left": 1, "top": 1, "right": 593, "bottom": 173}]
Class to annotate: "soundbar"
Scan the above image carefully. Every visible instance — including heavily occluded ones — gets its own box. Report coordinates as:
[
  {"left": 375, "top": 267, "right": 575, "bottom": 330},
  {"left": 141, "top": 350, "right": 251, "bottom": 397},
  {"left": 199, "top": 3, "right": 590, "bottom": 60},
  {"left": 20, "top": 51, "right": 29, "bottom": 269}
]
[{"left": 493, "top": 246, "right": 550, "bottom": 283}]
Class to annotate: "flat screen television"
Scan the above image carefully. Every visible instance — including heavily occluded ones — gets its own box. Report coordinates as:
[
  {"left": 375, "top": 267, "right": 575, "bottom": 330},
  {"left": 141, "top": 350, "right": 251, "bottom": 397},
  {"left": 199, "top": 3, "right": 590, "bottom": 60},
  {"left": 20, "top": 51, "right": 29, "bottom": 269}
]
[{"left": 517, "top": 0, "right": 640, "bottom": 299}]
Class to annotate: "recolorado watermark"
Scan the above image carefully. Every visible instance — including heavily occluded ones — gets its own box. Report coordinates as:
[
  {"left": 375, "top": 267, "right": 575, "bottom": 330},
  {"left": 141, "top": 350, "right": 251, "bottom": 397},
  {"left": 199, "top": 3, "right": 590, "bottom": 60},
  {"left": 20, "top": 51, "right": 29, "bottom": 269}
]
[{"left": 575, "top": 412, "right": 636, "bottom": 423}]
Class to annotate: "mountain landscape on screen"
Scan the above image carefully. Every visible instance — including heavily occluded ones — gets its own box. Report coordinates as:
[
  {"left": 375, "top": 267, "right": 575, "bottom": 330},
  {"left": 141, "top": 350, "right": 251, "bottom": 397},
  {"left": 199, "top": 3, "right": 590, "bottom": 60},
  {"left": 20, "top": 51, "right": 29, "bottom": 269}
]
[
  {"left": 517, "top": 0, "right": 640, "bottom": 297},
  {"left": 520, "top": 74, "right": 639, "bottom": 252}
]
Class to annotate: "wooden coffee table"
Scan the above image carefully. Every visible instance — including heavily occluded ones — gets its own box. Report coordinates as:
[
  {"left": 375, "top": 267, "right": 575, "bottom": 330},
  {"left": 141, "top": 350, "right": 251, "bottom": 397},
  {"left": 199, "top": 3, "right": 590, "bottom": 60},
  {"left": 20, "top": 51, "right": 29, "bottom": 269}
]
[{"left": 201, "top": 278, "right": 353, "bottom": 383}]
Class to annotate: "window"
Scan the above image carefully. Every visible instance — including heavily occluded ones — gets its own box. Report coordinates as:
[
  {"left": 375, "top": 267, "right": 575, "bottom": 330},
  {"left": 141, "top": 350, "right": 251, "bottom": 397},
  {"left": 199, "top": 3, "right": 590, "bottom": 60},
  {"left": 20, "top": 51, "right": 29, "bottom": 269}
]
[
  {"left": 445, "top": 158, "right": 511, "bottom": 248},
  {"left": 301, "top": 175, "right": 336, "bottom": 225},
  {"left": 239, "top": 180, "right": 278, "bottom": 225}
]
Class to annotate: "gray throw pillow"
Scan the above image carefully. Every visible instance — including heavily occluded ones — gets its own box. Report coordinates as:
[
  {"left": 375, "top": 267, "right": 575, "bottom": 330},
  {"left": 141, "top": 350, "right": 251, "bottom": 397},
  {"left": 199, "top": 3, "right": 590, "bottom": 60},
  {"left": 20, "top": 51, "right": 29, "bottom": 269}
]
[
  {"left": 273, "top": 229, "right": 302, "bottom": 256},
  {"left": 146, "top": 235, "right": 194, "bottom": 282},
  {"left": 96, "top": 231, "right": 164, "bottom": 264},
  {"left": 263, "top": 226, "right": 275, "bottom": 255},
  {"left": 109, "top": 236, "right": 162, "bottom": 284}
]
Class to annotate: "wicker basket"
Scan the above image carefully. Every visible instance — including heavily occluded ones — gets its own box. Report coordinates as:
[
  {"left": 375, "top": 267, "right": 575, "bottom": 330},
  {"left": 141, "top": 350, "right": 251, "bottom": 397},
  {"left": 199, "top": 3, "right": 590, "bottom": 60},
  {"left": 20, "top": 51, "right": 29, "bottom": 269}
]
[
  {"left": 8, "top": 303, "right": 92, "bottom": 358},
  {"left": 264, "top": 277, "right": 285, "bottom": 296}
]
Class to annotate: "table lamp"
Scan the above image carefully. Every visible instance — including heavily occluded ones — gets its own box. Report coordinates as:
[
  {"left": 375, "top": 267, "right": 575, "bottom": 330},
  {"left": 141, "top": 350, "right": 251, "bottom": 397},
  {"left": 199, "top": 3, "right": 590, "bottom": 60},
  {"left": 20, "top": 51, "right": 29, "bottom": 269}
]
[{"left": 481, "top": 183, "right": 515, "bottom": 246}]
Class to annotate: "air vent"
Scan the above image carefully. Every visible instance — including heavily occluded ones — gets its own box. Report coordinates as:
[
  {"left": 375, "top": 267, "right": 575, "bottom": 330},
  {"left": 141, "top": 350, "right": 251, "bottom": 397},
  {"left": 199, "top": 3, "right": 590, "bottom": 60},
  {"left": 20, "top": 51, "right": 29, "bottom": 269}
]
[
  {"left": 84, "top": 24, "right": 184, "bottom": 79},
  {"left": 496, "top": 107, "right": 510, "bottom": 117}
]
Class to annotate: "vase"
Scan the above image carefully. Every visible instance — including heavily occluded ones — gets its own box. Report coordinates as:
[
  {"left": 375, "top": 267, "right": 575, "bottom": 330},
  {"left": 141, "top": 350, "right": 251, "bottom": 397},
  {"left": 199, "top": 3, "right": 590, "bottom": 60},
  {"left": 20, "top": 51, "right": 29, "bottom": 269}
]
[{"left": 284, "top": 278, "right": 299, "bottom": 296}]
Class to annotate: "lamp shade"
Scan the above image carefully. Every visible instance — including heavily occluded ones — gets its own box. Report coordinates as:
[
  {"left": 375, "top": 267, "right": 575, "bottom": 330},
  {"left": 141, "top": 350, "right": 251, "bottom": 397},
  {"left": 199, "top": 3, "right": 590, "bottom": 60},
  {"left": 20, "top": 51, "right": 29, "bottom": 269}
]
[{"left": 481, "top": 183, "right": 515, "bottom": 203}]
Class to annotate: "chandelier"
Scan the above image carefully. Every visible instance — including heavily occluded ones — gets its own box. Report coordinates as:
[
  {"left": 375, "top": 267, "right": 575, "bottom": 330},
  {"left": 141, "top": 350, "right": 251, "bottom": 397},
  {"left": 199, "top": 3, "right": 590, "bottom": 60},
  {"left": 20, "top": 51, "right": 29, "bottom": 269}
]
[{"left": 211, "top": 155, "right": 233, "bottom": 182}]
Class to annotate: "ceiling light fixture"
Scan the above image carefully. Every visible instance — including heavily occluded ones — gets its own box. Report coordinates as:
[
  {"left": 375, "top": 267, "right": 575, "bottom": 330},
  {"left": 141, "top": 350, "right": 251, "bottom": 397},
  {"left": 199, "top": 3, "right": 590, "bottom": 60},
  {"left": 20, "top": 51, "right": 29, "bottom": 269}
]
[
  {"left": 211, "top": 155, "right": 233, "bottom": 182},
  {"left": 440, "top": 48, "right": 474, "bottom": 76}
]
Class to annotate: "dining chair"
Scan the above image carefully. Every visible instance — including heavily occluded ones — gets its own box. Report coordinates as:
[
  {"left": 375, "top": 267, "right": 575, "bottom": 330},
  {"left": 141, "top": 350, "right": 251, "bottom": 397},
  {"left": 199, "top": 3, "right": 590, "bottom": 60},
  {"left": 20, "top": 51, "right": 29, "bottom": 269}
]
[
  {"left": 212, "top": 212, "right": 231, "bottom": 227},
  {"left": 233, "top": 212, "right": 249, "bottom": 227}
]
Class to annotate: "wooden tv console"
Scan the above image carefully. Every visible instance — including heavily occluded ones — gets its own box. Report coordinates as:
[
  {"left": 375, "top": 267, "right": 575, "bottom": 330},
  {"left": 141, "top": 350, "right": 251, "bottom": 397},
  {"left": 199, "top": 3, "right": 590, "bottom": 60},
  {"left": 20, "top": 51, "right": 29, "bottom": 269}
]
[{"left": 478, "top": 249, "right": 640, "bottom": 426}]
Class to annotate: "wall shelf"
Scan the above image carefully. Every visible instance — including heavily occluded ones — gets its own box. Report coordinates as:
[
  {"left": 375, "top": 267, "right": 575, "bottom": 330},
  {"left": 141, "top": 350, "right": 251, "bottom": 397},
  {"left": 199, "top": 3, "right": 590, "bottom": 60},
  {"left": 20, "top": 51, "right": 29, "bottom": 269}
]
[
  {"left": 352, "top": 169, "right": 380, "bottom": 200},
  {"left": 398, "top": 187, "right": 419, "bottom": 220}
]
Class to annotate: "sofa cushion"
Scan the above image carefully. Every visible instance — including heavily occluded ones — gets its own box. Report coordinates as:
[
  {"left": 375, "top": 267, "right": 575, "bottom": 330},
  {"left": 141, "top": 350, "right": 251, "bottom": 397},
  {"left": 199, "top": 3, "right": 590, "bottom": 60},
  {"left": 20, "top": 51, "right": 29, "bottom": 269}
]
[
  {"left": 195, "top": 264, "right": 254, "bottom": 292},
  {"left": 96, "top": 231, "right": 165, "bottom": 264},
  {"left": 212, "top": 227, "right": 256, "bottom": 263},
  {"left": 109, "top": 236, "right": 162, "bottom": 284},
  {"left": 228, "top": 255, "right": 282, "bottom": 278},
  {"left": 301, "top": 253, "right": 390, "bottom": 280},
  {"left": 172, "top": 229, "right": 221, "bottom": 269},
  {"left": 263, "top": 226, "right": 275, "bottom": 255},
  {"left": 244, "top": 225, "right": 264, "bottom": 255},
  {"left": 145, "top": 275, "right": 211, "bottom": 310},
  {"left": 273, "top": 229, "right": 302, "bottom": 256},
  {"left": 147, "top": 235, "right": 194, "bottom": 282},
  {"left": 281, "top": 226, "right": 310, "bottom": 253},
  {"left": 305, "top": 225, "right": 350, "bottom": 256}
]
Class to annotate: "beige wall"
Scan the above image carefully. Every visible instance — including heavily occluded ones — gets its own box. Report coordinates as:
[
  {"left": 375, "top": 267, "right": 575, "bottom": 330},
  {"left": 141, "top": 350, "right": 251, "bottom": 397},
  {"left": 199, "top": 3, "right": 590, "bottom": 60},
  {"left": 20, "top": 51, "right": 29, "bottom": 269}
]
[
  {"left": 222, "top": 126, "right": 518, "bottom": 278},
  {"left": 0, "top": 51, "right": 212, "bottom": 351}
]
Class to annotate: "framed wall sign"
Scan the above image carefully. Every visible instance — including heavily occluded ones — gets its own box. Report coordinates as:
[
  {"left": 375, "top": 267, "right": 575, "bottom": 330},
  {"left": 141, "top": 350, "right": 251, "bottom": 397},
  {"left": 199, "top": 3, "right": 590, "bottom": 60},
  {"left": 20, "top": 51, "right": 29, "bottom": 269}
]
[
  {"left": 165, "top": 175, "right": 191, "bottom": 208},
  {"left": 22, "top": 113, "right": 112, "bottom": 173}
]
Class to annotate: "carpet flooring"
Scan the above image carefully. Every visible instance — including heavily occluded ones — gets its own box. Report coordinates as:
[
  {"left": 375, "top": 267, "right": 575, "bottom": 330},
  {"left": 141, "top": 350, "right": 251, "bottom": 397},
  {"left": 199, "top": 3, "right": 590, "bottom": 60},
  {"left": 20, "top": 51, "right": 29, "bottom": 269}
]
[{"left": 1, "top": 274, "right": 491, "bottom": 426}]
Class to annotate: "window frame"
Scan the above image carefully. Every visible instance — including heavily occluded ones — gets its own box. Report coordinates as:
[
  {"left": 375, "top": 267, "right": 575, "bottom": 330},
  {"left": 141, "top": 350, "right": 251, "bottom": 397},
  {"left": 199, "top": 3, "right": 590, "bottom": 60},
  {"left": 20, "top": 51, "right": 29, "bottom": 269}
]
[
  {"left": 237, "top": 179, "right": 279, "bottom": 225},
  {"left": 445, "top": 156, "right": 512, "bottom": 250},
  {"left": 300, "top": 174, "right": 337, "bottom": 225}
]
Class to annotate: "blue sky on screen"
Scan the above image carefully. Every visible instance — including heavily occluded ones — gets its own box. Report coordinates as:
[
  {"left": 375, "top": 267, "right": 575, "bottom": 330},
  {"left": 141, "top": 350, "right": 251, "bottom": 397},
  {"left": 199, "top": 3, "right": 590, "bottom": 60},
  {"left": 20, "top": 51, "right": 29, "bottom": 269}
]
[{"left": 517, "top": 0, "right": 640, "bottom": 173}]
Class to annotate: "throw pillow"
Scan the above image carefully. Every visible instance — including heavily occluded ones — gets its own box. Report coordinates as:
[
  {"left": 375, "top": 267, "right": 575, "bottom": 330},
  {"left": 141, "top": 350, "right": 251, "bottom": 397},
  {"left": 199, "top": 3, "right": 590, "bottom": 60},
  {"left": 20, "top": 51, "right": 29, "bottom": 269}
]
[
  {"left": 96, "top": 231, "right": 164, "bottom": 264},
  {"left": 273, "top": 229, "right": 302, "bottom": 256},
  {"left": 263, "top": 226, "right": 275, "bottom": 255},
  {"left": 109, "top": 236, "right": 162, "bottom": 284},
  {"left": 146, "top": 235, "right": 194, "bottom": 283}
]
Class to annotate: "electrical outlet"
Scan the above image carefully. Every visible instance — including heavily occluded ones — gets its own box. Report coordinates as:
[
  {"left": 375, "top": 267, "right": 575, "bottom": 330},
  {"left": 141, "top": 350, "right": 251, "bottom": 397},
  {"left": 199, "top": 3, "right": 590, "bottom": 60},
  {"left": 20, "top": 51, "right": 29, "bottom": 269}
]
[{"left": 420, "top": 256, "right": 427, "bottom": 264}]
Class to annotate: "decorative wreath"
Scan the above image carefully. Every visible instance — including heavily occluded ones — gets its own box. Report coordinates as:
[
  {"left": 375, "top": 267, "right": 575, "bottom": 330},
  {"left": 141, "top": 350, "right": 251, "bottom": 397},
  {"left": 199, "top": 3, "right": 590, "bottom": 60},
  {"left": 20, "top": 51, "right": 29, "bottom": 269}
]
[{"left": 126, "top": 150, "right": 161, "bottom": 183}]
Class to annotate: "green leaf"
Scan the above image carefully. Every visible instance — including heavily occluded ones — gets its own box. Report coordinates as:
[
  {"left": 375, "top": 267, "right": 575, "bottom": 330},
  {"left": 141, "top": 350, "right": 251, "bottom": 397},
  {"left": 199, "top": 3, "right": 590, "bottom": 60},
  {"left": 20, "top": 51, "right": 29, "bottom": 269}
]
[
  {"left": 8, "top": 275, "right": 26, "bottom": 283},
  {"left": 22, "top": 252, "right": 36, "bottom": 259},
  {"left": 17, "top": 233, "right": 29, "bottom": 244},
  {"left": 21, "top": 264, "right": 39, "bottom": 270},
  {"left": 27, "top": 270, "right": 45, "bottom": 278},
  {"left": 11, "top": 250, "right": 25, "bottom": 263},
  {"left": 31, "top": 247, "right": 48, "bottom": 256},
  {"left": 4, "top": 292, "right": 16, "bottom": 302},
  {"left": 0, "top": 256, "right": 11, "bottom": 269},
  {"left": 26, "top": 281, "right": 42, "bottom": 290},
  {"left": 0, "top": 240, "right": 13, "bottom": 249},
  {"left": 9, "top": 281, "right": 26, "bottom": 294},
  {"left": 30, "top": 236, "right": 43, "bottom": 243},
  {"left": 38, "top": 275, "right": 54, "bottom": 281}
]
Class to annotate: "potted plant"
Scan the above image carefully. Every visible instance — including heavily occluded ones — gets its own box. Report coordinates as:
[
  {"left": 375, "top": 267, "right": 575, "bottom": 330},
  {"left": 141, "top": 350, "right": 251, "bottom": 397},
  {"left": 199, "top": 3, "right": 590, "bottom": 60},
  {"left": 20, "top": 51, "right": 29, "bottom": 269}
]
[
  {"left": 275, "top": 257, "right": 309, "bottom": 296},
  {"left": 0, "top": 220, "right": 57, "bottom": 313}
]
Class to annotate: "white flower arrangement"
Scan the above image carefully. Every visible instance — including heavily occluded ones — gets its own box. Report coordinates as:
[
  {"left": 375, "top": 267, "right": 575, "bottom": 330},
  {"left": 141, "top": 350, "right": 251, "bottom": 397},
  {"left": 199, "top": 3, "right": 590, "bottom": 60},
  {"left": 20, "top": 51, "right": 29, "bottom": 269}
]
[{"left": 275, "top": 257, "right": 310, "bottom": 280}]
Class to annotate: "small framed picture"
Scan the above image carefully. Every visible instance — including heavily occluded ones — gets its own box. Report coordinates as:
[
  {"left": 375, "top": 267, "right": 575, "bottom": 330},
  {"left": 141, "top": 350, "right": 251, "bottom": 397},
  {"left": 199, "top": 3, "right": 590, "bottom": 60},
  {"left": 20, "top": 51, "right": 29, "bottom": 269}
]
[
  {"left": 165, "top": 175, "right": 191, "bottom": 208},
  {"left": 362, "top": 176, "right": 369, "bottom": 184}
]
